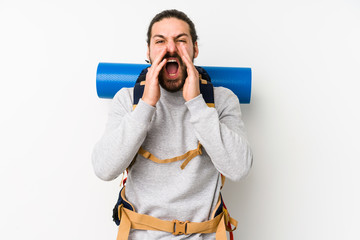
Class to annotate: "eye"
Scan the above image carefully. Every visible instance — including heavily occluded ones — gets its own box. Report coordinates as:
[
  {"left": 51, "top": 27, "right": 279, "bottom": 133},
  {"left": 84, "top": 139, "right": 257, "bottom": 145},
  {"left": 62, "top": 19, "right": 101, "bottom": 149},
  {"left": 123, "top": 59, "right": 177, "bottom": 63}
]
[
  {"left": 155, "top": 40, "right": 164, "bottom": 44},
  {"left": 177, "top": 39, "right": 186, "bottom": 43}
]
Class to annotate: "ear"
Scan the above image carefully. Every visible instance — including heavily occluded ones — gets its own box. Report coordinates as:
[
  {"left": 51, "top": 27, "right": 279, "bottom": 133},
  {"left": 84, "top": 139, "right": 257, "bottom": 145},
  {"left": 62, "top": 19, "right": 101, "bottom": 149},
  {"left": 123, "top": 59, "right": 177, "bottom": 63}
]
[
  {"left": 147, "top": 46, "right": 150, "bottom": 62},
  {"left": 193, "top": 41, "right": 199, "bottom": 59}
]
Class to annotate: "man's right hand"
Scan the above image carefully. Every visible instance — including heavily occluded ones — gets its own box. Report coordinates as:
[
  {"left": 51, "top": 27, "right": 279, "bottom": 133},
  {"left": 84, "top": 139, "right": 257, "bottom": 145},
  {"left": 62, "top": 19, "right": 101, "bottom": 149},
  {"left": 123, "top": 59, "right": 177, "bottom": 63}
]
[{"left": 142, "top": 48, "right": 167, "bottom": 107}]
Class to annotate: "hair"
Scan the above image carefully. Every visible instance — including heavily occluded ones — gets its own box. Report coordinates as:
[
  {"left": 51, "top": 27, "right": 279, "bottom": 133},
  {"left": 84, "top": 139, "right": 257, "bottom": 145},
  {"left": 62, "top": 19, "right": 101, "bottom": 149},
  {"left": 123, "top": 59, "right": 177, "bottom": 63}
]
[{"left": 146, "top": 9, "right": 198, "bottom": 45}]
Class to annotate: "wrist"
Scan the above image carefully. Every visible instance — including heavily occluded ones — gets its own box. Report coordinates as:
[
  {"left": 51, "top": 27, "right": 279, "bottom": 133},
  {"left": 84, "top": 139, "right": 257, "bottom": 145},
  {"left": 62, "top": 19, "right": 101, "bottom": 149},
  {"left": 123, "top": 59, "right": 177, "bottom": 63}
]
[
  {"left": 184, "top": 87, "right": 200, "bottom": 102},
  {"left": 141, "top": 96, "right": 158, "bottom": 107}
]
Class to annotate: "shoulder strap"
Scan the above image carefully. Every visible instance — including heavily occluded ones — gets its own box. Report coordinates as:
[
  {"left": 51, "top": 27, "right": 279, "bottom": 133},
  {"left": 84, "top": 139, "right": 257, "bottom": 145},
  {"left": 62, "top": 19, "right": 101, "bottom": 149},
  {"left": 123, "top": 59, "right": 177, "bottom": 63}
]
[
  {"left": 197, "top": 66, "right": 215, "bottom": 108},
  {"left": 133, "top": 66, "right": 214, "bottom": 109}
]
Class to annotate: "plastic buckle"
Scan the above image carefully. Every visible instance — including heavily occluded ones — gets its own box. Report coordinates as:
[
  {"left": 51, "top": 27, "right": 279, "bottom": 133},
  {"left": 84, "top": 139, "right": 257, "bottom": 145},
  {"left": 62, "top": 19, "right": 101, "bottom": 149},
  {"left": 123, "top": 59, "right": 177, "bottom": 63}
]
[{"left": 172, "top": 220, "right": 189, "bottom": 235}]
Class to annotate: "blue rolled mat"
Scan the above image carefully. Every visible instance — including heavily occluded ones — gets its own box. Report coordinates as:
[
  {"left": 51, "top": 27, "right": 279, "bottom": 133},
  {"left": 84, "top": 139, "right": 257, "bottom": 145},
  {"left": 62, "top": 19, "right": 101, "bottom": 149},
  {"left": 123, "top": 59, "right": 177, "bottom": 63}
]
[{"left": 96, "top": 62, "right": 252, "bottom": 103}]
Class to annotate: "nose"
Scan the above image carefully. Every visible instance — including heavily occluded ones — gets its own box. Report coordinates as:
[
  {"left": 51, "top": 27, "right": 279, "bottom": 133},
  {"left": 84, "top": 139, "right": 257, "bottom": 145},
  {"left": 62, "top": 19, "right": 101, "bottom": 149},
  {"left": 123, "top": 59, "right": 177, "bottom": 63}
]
[{"left": 166, "top": 40, "right": 176, "bottom": 54}]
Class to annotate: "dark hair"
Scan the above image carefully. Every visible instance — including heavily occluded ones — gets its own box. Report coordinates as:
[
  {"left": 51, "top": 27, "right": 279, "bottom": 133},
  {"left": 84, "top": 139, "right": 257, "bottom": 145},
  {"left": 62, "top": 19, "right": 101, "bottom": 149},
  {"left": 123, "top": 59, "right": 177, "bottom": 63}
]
[{"left": 147, "top": 9, "right": 198, "bottom": 45}]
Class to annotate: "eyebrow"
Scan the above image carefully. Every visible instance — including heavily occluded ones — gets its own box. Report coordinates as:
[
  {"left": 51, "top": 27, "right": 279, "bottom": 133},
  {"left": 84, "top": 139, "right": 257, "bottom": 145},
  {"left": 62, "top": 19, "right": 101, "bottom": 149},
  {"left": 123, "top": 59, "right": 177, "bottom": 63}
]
[{"left": 152, "top": 33, "right": 190, "bottom": 39}]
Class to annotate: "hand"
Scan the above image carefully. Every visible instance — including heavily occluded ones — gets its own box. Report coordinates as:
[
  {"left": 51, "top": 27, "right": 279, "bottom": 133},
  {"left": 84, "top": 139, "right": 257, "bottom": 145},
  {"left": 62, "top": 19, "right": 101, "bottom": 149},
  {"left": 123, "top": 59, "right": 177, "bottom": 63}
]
[
  {"left": 179, "top": 45, "right": 200, "bottom": 102},
  {"left": 142, "top": 48, "right": 167, "bottom": 106}
]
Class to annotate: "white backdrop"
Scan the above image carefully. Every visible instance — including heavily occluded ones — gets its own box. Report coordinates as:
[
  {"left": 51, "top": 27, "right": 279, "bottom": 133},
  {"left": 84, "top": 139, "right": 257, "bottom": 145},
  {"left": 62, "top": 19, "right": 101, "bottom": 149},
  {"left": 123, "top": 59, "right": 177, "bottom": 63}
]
[{"left": 1, "top": 0, "right": 359, "bottom": 239}]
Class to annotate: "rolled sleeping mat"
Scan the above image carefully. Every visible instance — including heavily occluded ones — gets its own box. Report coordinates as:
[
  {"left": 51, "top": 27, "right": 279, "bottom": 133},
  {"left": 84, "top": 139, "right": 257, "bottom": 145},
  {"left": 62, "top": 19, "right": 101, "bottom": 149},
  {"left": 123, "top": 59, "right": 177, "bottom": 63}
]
[{"left": 96, "top": 62, "right": 252, "bottom": 103}]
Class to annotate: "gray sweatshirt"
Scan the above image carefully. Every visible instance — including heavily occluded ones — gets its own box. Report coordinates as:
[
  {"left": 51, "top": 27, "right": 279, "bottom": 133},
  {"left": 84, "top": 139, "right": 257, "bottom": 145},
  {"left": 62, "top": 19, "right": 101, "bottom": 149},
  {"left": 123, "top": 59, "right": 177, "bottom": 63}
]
[{"left": 92, "top": 86, "right": 253, "bottom": 239}]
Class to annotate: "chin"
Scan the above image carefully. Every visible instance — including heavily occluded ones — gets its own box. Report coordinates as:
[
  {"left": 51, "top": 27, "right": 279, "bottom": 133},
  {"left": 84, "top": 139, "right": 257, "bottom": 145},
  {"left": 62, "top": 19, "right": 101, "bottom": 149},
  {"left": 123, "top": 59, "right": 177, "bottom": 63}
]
[{"left": 160, "top": 79, "right": 185, "bottom": 92}]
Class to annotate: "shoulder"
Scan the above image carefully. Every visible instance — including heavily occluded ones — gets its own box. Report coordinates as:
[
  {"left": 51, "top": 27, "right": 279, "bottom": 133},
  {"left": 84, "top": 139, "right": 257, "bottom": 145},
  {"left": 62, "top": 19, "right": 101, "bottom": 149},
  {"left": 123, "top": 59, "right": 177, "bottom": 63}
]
[
  {"left": 111, "top": 87, "right": 134, "bottom": 113},
  {"left": 113, "top": 87, "right": 134, "bottom": 102},
  {"left": 214, "top": 86, "right": 235, "bottom": 96},
  {"left": 214, "top": 86, "right": 240, "bottom": 107},
  {"left": 213, "top": 86, "right": 242, "bottom": 118}
]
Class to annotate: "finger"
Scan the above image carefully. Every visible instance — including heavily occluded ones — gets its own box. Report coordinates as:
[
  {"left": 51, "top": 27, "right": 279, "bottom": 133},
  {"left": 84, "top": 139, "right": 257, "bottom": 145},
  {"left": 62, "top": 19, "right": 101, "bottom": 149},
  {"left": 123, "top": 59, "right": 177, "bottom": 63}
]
[
  {"left": 146, "top": 58, "right": 167, "bottom": 83},
  {"left": 147, "top": 50, "right": 166, "bottom": 77},
  {"left": 179, "top": 46, "right": 199, "bottom": 80},
  {"left": 178, "top": 45, "right": 193, "bottom": 67},
  {"left": 154, "top": 58, "right": 167, "bottom": 76},
  {"left": 179, "top": 47, "right": 199, "bottom": 80},
  {"left": 151, "top": 48, "right": 167, "bottom": 66}
]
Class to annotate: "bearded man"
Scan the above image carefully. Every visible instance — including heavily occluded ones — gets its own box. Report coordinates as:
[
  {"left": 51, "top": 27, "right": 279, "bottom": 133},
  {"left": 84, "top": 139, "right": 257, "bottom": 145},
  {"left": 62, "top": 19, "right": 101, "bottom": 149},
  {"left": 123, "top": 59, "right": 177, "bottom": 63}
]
[{"left": 92, "top": 9, "right": 253, "bottom": 240}]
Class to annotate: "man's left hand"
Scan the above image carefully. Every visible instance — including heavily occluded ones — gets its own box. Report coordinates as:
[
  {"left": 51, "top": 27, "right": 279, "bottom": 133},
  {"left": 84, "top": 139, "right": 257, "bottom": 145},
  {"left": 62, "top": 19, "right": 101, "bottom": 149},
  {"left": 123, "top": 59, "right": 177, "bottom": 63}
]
[{"left": 179, "top": 45, "right": 200, "bottom": 102}]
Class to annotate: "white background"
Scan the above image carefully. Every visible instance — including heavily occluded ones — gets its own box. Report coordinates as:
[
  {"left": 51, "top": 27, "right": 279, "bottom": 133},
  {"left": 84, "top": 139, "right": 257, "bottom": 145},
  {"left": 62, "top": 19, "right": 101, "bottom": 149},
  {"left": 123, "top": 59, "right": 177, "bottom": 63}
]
[{"left": 1, "top": 0, "right": 359, "bottom": 239}]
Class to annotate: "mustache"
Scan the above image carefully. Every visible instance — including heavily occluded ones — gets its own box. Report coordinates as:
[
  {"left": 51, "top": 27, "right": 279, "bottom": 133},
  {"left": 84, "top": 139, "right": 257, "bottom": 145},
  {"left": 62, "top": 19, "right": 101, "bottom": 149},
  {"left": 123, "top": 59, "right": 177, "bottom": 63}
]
[
  {"left": 163, "top": 52, "right": 180, "bottom": 59},
  {"left": 162, "top": 53, "right": 183, "bottom": 64}
]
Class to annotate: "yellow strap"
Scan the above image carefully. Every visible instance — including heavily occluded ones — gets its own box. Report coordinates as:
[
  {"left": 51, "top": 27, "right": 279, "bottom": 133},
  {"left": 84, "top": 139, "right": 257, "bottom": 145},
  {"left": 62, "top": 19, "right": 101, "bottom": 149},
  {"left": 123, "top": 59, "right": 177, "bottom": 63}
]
[
  {"left": 227, "top": 216, "right": 238, "bottom": 232},
  {"left": 215, "top": 214, "right": 227, "bottom": 240},
  {"left": 223, "top": 208, "right": 238, "bottom": 232},
  {"left": 116, "top": 205, "right": 131, "bottom": 240},
  {"left": 201, "top": 79, "right": 208, "bottom": 84},
  {"left": 221, "top": 174, "right": 226, "bottom": 189},
  {"left": 138, "top": 142, "right": 202, "bottom": 169},
  {"left": 116, "top": 192, "right": 237, "bottom": 240},
  {"left": 117, "top": 205, "right": 227, "bottom": 239}
]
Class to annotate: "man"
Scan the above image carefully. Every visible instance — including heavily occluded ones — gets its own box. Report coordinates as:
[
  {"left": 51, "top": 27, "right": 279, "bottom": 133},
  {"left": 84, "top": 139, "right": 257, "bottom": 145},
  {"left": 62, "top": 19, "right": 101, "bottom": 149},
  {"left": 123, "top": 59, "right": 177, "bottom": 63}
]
[{"left": 92, "top": 9, "right": 253, "bottom": 239}]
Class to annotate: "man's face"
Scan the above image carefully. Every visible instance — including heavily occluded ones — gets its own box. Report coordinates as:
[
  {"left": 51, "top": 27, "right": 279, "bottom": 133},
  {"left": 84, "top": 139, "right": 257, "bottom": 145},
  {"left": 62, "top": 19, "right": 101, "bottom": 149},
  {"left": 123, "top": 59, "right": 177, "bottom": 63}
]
[{"left": 147, "top": 17, "right": 199, "bottom": 92}]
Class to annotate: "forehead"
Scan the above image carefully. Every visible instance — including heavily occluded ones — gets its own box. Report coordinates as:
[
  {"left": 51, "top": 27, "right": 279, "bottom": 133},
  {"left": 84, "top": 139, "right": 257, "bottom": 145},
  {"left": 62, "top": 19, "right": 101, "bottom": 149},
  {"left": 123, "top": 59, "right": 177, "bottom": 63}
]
[{"left": 151, "top": 17, "right": 191, "bottom": 38}]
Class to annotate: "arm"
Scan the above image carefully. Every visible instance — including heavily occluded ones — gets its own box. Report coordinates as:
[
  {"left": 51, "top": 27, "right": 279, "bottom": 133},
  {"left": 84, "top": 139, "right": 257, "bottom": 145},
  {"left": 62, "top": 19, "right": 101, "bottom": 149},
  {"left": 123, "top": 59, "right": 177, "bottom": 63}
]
[
  {"left": 92, "top": 49, "right": 167, "bottom": 181},
  {"left": 179, "top": 44, "right": 252, "bottom": 181},
  {"left": 91, "top": 89, "right": 155, "bottom": 181},
  {"left": 185, "top": 88, "right": 253, "bottom": 182}
]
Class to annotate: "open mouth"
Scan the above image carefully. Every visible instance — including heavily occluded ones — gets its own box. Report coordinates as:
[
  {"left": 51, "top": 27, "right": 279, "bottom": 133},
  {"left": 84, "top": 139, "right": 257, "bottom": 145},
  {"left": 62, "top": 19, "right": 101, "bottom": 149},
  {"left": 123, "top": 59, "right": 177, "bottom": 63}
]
[{"left": 165, "top": 58, "right": 179, "bottom": 78}]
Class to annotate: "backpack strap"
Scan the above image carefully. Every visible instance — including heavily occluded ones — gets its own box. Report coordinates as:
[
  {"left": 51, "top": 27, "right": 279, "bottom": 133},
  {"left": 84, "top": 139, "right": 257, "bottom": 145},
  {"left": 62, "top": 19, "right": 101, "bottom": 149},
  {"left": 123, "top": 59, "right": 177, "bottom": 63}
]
[
  {"left": 132, "top": 80, "right": 145, "bottom": 110},
  {"left": 138, "top": 142, "right": 202, "bottom": 170},
  {"left": 196, "top": 66, "right": 215, "bottom": 108},
  {"left": 115, "top": 187, "right": 238, "bottom": 240}
]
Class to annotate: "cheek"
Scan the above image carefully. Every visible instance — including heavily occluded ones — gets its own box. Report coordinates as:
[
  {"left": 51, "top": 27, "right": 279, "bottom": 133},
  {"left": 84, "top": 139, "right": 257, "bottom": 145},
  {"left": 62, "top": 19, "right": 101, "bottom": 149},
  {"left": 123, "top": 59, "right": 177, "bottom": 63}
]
[
  {"left": 149, "top": 47, "right": 166, "bottom": 61},
  {"left": 186, "top": 49, "right": 194, "bottom": 60},
  {"left": 179, "top": 44, "right": 193, "bottom": 56},
  {"left": 149, "top": 45, "right": 158, "bottom": 58},
  {"left": 185, "top": 45, "right": 195, "bottom": 59}
]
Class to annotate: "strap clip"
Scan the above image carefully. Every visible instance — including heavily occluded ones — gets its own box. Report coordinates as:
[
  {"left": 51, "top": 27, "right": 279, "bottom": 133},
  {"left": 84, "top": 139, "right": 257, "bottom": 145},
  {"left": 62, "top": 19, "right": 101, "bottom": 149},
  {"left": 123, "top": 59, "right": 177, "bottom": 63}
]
[{"left": 172, "top": 220, "right": 189, "bottom": 235}]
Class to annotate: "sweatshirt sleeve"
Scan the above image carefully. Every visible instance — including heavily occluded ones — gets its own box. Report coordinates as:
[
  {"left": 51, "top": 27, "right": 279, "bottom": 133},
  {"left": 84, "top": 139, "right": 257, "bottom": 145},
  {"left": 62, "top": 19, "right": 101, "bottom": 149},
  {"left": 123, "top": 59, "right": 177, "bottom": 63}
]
[
  {"left": 185, "top": 87, "right": 253, "bottom": 182},
  {"left": 91, "top": 88, "right": 156, "bottom": 181}
]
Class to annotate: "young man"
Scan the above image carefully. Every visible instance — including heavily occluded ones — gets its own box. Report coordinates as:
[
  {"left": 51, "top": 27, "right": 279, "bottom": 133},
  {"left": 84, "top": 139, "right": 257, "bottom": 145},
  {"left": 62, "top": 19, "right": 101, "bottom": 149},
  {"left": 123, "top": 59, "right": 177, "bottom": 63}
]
[{"left": 92, "top": 9, "right": 253, "bottom": 239}]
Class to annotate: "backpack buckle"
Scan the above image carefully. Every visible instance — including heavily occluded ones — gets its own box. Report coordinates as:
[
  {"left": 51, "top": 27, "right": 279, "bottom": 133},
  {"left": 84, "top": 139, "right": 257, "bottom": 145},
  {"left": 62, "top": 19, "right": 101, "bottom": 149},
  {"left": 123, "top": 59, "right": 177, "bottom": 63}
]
[{"left": 172, "top": 220, "right": 189, "bottom": 235}]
